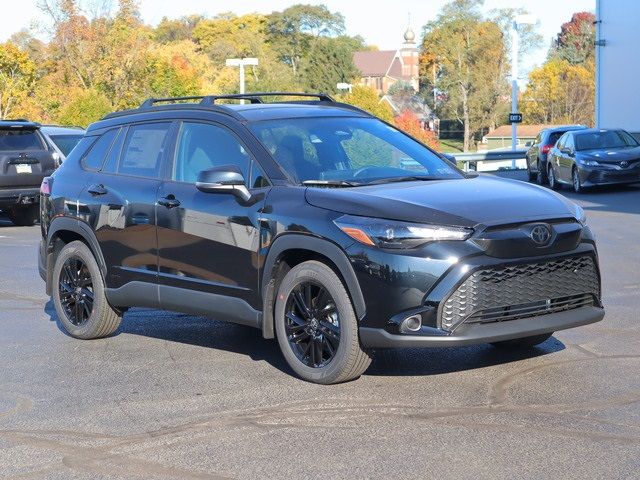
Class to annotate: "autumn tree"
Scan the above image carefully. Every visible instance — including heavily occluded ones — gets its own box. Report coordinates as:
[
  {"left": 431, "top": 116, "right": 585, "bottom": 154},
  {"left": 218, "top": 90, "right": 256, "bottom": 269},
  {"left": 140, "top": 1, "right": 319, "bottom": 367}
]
[
  {"left": 394, "top": 110, "right": 439, "bottom": 149},
  {"left": 339, "top": 85, "right": 394, "bottom": 123},
  {"left": 421, "top": 0, "right": 508, "bottom": 151},
  {"left": 552, "top": 12, "right": 595, "bottom": 64},
  {"left": 0, "top": 42, "right": 37, "bottom": 118}
]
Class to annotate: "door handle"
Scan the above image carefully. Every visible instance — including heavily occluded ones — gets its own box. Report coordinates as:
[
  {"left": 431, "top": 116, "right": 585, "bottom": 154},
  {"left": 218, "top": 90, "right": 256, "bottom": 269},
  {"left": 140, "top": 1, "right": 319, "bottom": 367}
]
[
  {"left": 157, "top": 195, "right": 181, "bottom": 209},
  {"left": 87, "top": 184, "right": 107, "bottom": 195}
]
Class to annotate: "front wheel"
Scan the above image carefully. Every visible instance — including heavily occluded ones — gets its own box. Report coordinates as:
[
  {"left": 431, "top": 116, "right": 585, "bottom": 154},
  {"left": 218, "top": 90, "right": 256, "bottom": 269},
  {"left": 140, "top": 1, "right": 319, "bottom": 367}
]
[
  {"left": 52, "top": 241, "right": 121, "bottom": 339},
  {"left": 274, "top": 260, "right": 371, "bottom": 384},
  {"left": 548, "top": 165, "right": 560, "bottom": 190},
  {"left": 572, "top": 167, "right": 584, "bottom": 193},
  {"left": 491, "top": 332, "right": 553, "bottom": 349}
]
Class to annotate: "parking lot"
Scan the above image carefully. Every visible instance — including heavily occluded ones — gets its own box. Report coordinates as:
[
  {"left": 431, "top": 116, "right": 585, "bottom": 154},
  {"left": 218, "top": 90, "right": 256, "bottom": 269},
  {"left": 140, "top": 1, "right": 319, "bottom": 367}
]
[{"left": 1, "top": 179, "right": 639, "bottom": 479}]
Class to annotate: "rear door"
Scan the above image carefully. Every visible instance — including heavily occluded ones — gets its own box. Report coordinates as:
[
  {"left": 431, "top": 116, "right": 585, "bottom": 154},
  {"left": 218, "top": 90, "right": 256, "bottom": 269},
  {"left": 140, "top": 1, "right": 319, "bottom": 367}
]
[
  {"left": 79, "top": 122, "right": 175, "bottom": 299},
  {"left": 0, "top": 126, "right": 56, "bottom": 189}
]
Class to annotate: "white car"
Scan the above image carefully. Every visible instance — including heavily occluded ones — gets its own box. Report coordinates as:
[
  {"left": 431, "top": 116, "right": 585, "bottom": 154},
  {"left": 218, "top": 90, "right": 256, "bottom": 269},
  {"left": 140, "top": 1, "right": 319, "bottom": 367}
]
[{"left": 39, "top": 125, "right": 85, "bottom": 162}]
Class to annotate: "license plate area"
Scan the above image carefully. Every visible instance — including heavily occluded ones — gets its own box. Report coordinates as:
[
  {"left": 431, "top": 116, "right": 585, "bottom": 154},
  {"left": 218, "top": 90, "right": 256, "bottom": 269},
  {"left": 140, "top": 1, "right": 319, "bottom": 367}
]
[{"left": 16, "top": 164, "right": 32, "bottom": 174}]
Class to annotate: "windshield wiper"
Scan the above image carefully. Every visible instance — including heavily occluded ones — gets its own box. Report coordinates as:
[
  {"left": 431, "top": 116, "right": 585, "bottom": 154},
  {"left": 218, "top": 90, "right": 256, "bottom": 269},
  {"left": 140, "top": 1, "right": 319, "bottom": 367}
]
[
  {"left": 302, "top": 179, "right": 362, "bottom": 187},
  {"left": 361, "top": 175, "right": 441, "bottom": 185}
]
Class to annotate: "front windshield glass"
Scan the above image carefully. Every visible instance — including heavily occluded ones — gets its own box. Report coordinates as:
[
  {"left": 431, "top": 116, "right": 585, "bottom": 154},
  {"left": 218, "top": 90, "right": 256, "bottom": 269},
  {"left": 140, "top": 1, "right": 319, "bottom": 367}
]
[
  {"left": 575, "top": 130, "right": 639, "bottom": 151},
  {"left": 249, "top": 117, "right": 462, "bottom": 184}
]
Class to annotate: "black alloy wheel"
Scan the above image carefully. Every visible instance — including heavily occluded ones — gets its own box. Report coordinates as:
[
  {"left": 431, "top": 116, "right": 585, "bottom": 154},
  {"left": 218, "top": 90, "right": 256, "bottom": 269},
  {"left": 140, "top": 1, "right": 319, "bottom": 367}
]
[
  {"left": 284, "top": 281, "right": 340, "bottom": 368},
  {"left": 572, "top": 167, "right": 583, "bottom": 193},
  {"left": 59, "top": 256, "right": 94, "bottom": 326}
]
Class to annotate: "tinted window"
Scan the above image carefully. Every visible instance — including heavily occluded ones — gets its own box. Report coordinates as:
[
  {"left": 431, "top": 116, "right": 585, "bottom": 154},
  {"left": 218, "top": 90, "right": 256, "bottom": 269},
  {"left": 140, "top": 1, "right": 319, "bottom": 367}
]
[
  {"left": 49, "top": 134, "right": 84, "bottom": 157},
  {"left": 82, "top": 130, "right": 117, "bottom": 171},
  {"left": 102, "top": 128, "right": 125, "bottom": 174},
  {"left": 548, "top": 132, "right": 565, "bottom": 145},
  {"left": 250, "top": 160, "right": 270, "bottom": 188},
  {"left": 174, "top": 122, "right": 250, "bottom": 183},
  {"left": 564, "top": 134, "right": 575, "bottom": 151},
  {"left": 0, "top": 129, "right": 44, "bottom": 151},
  {"left": 575, "top": 130, "right": 639, "bottom": 151},
  {"left": 250, "top": 117, "right": 460, "bottom": 184},
  {"left": 119, "top": 123, "right": 171, "bottom": 178},
  {"left": 556, "top": 133, "right": 567, "bottom": 150}
]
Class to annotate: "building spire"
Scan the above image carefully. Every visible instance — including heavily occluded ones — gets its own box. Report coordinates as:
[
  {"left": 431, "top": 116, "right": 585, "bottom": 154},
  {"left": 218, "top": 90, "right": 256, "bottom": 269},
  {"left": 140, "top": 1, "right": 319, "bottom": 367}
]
[{"left": 404, "top": 13, "right": 416, "bottom": 44}]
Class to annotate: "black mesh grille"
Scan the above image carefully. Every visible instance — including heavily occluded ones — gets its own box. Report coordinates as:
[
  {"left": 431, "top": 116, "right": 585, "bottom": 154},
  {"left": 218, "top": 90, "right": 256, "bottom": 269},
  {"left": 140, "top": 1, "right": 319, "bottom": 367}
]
[{"left": 441, "top": 256, "right": 600, "bottom": 328}]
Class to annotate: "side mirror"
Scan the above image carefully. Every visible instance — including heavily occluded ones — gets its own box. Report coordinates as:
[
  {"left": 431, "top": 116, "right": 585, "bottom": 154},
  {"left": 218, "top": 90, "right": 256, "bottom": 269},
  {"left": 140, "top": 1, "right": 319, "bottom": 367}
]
[{"left": 196, "top": 165, "right": 251, "bottom": 202}]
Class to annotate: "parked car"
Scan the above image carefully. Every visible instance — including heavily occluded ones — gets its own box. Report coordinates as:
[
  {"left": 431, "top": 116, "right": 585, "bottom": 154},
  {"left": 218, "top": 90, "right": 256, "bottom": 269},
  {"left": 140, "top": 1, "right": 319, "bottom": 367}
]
[
  {"left": 547, "top": 128, "right": 640, "bottom": 193},
  {"left": 526, "top": 125, "right": 586, "bottom": 184},
  {"left": 38, "top": 93, "right": 604, "bottom": 384},
  {"left": 0, "top": 119, "right": 58, "bottom": 225},
  {"left": 40, "top": 125, "right": 85, "bottom": 162}
]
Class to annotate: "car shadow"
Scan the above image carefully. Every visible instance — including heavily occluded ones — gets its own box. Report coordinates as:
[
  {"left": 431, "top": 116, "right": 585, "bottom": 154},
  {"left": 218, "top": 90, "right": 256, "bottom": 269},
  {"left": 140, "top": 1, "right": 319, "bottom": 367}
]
[{"left": 44, "top": 300, "right": 564, "bottom": 379}]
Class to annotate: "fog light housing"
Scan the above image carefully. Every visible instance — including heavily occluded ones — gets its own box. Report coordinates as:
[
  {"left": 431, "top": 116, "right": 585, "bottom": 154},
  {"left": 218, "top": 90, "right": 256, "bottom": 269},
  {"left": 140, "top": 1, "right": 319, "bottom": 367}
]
[{"left": 400, "top": 314, "right": 422, "bottom": 333}]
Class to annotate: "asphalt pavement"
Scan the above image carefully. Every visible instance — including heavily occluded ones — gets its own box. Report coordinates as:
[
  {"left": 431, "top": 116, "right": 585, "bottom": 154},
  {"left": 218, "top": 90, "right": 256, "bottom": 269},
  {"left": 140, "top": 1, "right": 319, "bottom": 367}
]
[{"left": 1, "top": 178, "right": 639, "bottom": 479}]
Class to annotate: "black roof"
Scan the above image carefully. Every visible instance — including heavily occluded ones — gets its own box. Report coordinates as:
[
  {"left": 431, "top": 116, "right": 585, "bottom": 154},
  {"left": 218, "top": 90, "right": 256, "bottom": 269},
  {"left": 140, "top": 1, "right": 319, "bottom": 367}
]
[
  {"left": 0, "top": 119, "right": 40, "bottom": 129},
  {"left": 92, "top": 92, "right": 372, "bottom": 132}
]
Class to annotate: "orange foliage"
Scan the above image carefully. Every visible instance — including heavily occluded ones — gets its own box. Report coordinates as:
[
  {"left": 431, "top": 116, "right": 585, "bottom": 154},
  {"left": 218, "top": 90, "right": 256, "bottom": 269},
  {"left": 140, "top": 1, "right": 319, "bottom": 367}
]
[{"left": 394, "top": 110, "right": 439, "bottom": 150}]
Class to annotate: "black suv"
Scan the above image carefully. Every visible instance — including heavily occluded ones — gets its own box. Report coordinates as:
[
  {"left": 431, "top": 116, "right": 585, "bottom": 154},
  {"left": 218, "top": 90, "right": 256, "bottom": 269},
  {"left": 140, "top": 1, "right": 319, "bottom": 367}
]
[
  {"left": 38, "top": 93, "right": 604, "bottom": 384},
  {"left": 1, "top": 120, "right": 59, "bottom": 225}
]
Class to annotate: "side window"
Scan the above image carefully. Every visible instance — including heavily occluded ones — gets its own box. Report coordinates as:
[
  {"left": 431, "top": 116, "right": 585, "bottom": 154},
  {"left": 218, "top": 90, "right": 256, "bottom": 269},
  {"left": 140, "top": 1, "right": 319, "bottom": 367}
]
[
  {"left": 174, "top": 122, "right": 250, "bottom": 183},
  {"left": 81, "top": 129, "right": 117, "bottom": 171},
  {"left": 534, "top": 133, "right": 542, "bottom": 145},
  {"left": 119, "top": 123, "right": 171, "bottom": 178},
  {"left": 564, "top": 134, "right": 575, "bottom": 152},
  {"left": 102, "top": 127, "right": 125, "bottom": 174},
  {"left": 556, "top": 134, "right": 566, "bottom": 150},
  {"left": 250, "top": 160, "right": 270, "bottom": 188}
]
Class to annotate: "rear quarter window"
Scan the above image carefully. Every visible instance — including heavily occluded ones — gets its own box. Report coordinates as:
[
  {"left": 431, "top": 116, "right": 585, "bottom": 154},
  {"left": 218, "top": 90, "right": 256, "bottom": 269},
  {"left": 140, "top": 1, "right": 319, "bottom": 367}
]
[
  {"left": 81, "top": 129, "right": 118, "bottom": 171},
  {"left": 0, "top": 129, "right": 44, "bottom": 151}
]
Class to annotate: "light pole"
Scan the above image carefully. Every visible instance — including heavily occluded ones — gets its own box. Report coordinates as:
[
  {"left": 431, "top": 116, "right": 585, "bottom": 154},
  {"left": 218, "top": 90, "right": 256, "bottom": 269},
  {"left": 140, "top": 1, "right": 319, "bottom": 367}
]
[
  {"left": 225, "top": 57, "right": 259, "bottom": 104},
  {"left": 510, "top": 15, "right": 534, "bottom": 167}
]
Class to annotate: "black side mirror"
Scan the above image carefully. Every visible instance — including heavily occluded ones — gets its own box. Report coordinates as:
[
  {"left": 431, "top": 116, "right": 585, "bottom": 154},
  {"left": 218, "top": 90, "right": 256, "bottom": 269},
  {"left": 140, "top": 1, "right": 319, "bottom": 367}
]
[{"left": 196, "top": 165, "right": 251, "bottom": 202}]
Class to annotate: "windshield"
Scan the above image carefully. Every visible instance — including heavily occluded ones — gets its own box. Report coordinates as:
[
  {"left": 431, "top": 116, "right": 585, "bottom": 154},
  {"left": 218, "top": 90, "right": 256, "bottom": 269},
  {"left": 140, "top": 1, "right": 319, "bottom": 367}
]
[
  {"left": 575, "top": 130, "right": 639, "bottom": 151},
  {"left": 0, "top": 128, "right": 44, "bottom": 151},
  {"left": 249, "top": 117, "right": 462, "bottom": 184},
  {"left": 49, "top": 134, "right": 84, "bottom": 156}
]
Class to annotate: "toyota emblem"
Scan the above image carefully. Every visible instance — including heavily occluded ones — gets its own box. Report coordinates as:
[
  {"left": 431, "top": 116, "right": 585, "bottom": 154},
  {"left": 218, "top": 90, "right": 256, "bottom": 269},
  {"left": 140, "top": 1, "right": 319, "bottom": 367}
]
[
  {"left": 530, "top": 224, "right": 552, "bottom": 246},
  {"left": 620, "top": 161, "right": 629, "bottom": 168}
]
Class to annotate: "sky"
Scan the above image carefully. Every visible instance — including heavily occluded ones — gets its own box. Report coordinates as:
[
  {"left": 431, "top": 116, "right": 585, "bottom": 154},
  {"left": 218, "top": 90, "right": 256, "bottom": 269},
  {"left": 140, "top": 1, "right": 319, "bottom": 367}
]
[{"left": 0, "top": 0, "right": 595, "bottom": 78}]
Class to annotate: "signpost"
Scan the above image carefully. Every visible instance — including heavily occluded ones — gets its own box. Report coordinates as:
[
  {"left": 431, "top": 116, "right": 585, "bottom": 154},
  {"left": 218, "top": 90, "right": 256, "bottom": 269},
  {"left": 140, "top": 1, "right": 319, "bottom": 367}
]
[{"left": 509, "top": 113, "right": 523, "bottom": 123}]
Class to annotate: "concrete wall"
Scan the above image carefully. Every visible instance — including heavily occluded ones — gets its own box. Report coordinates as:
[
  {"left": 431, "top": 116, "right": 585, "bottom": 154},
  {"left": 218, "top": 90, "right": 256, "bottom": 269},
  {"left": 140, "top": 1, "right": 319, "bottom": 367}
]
[{"left": 596, "top": 0, "right": 640, "bottom": 135}]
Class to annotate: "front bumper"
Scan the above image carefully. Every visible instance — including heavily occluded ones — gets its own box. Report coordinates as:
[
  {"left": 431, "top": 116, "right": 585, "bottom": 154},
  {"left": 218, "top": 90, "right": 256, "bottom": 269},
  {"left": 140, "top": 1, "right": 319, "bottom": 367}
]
[
  {"left": 359, "top": 306, "right": 604, "bottom": 348},
  {"left": 579, "top": 166, "right": 640, "bottom": 186}
]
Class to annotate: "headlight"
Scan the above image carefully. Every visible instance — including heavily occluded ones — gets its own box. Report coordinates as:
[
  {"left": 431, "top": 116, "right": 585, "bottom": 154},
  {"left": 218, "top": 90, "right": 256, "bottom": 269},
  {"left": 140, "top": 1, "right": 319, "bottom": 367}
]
[
  {"left": 579, "top": 158, "right": 599, "bottom": 167},
  {"left": 334, "top": 215, "right": 473, "bottom": 249},
  {"left": 574, "top": 204, "right": 587, "bottom": 226}
]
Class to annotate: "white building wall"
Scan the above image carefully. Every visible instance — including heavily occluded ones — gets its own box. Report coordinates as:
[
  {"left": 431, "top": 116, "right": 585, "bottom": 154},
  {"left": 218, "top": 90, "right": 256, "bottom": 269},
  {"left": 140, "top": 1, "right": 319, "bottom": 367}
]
[{"left": 596, "top": 0, "right": 640, "bottom": 135}]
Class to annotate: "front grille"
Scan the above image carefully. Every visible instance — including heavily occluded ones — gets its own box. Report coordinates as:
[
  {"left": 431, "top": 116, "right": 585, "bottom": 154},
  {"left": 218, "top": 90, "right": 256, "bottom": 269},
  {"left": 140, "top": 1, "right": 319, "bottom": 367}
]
[
  {"left": 588, "top": 170, "right": 640, "bottom": 183},
  {"left": 441, "top": 256, "right": 600, "bottom": 329}
]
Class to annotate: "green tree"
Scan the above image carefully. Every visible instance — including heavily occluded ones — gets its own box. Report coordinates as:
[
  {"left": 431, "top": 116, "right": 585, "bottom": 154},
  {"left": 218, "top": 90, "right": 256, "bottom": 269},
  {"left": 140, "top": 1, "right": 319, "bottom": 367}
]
[
  {"left": 302, "top": 36, "right": 360, "bottom": 93},
  {"left": 420, "top": 0, "right": 508, "bottom": 151},
  {"left": 267, "top": 4, "right": 345, "bottom": 77},
  {"left": 0, "top": 42, "right": 36, "bottom": 118},
  {"left": 57, "top": 88, "right": 111, "bottom": 126},
  {"left": 154, "top": 15, "right": 203, "bottom": 43}
]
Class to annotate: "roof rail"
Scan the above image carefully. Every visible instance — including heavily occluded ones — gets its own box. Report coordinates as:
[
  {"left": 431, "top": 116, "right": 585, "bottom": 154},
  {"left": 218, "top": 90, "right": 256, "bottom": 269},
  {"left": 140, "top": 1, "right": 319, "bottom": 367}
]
[
  {"left": 1, "top": 118, "right": 32, "bottom": 122},
  {"left": 199, "top": 92, "right": 335, "bottom": 105},
  {"left": 139, "top": 96, "right": 208, "bottom": 109}
]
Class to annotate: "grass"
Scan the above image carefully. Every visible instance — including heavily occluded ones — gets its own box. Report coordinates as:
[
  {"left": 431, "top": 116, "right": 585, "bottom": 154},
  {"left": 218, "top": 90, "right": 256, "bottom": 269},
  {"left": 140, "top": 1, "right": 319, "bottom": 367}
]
[{"left": 437, "top": 138, "right": 468, "bottom": 153}]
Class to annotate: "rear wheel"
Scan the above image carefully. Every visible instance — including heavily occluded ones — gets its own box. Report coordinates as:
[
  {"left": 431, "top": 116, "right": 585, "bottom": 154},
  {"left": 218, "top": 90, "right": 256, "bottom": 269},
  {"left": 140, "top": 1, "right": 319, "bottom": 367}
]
[
  {"left": 8, "top": 204, "right": 39, "bottom": 226},
  {"left": 274, "top": 260, "right": 371, "bottom": 384},
  {"left": 52, "top": 241, "right": 121, "bottom": 339},
  {"left": 548, "top": 165, "right": 560, "bottom": 190},
  {"left": 527, "top": 163, "right": 536, "bottom": 182},
  {"left": 491, "top": 332, "right": 553, "bottom": 349}
]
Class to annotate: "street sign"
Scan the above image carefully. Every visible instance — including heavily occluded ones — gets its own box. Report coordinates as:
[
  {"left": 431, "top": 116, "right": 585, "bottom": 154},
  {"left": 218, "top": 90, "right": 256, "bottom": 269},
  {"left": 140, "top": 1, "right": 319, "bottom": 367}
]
[{"left": 509, "top": 113, "right": 523, "bottom": 123}]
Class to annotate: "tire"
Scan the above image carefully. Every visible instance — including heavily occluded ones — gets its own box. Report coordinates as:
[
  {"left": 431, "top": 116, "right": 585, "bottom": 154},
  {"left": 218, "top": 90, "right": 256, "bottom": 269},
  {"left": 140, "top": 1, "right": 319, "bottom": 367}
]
[
  {"left": 491, "top": 332, "right": 553, "bottom": 349},
  {"left": 572, "top": 166, "right": 584, "bottom": 193},
  {"left": 274, "top": 260, "right": 371, "bottom": 384},
  {"left": 536, "top": 160, "right": 548, "bottom": 185},
  {"left": 52, "top": 241, "right": 121, "bottom": 339},
  {"left": 548, "top": 165, "right": 560, "bottom": 190},
  {"left": 8, "top": 204, "right": 39, "bottom": 226},
  {"left": 527, "top": 164, "right": 536, "bottom": 182}
]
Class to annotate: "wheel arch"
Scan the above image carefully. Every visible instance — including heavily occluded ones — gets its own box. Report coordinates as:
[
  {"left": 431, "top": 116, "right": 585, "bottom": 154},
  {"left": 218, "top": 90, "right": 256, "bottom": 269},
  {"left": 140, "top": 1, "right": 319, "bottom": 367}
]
[
  {"left": 45, "top": 217, "right": 106, "bottom": 295},
  {"left": 260, "top": 234, "right": 366, "bottom": 339}
]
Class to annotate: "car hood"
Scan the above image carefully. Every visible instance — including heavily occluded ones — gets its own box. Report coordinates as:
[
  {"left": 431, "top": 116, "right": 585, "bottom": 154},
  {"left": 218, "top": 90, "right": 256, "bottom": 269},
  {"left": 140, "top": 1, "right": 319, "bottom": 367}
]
[
  {"left": 305, "top": 175, "right": 578, "bottom": 228},
  {"left": 580, "top": 146, "right": 640, "bottom": 163}
]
